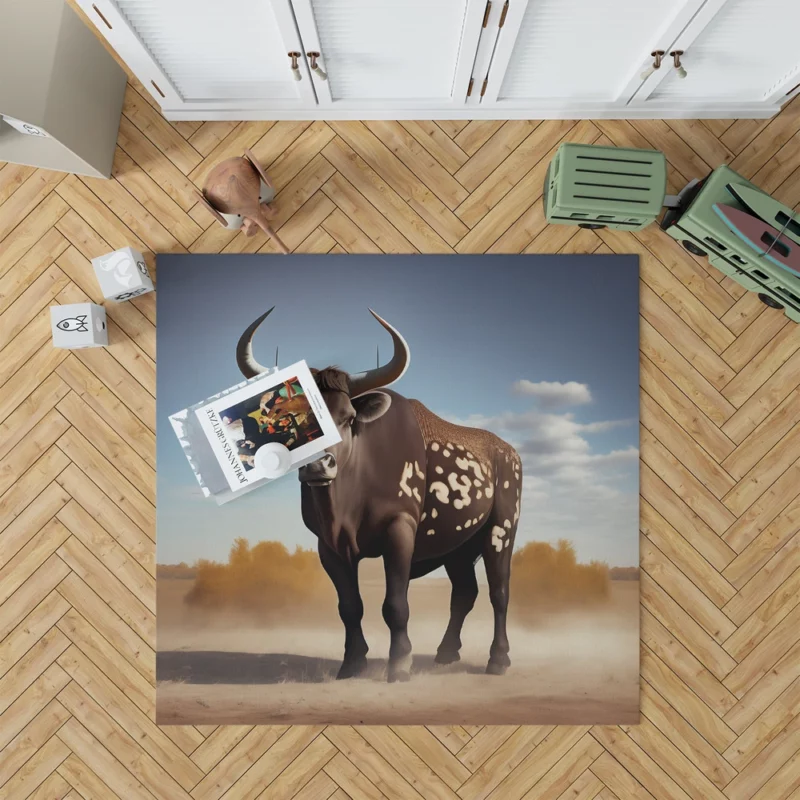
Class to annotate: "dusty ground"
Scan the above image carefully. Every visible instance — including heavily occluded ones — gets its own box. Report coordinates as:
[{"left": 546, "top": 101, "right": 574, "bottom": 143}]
[{"left": 156, "top": 575, "right": 640, "bottom": 725}]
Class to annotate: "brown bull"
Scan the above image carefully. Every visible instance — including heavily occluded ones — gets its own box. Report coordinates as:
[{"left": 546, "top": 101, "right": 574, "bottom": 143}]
[{"left": 236, "top": 309, "right": 522, "bottom": 682}]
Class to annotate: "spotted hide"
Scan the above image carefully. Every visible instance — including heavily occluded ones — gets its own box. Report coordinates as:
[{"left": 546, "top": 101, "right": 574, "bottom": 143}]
[{"left": 409, "top": 400, "right": 521, "bottom": 560}]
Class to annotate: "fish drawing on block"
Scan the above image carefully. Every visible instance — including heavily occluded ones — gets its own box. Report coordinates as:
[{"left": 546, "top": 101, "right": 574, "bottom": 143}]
[{"left": 56, "top": 315, "right": 89, "bottom": 332}]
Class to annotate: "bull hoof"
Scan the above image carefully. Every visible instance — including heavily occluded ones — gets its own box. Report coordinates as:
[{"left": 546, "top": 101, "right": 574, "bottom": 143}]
[
  {"left": 486, "top": 660, "right": 509, "bottom": 676},
  {"left": 388, "top": 669, "right": 411, "bottom": 683},
  {"left": 435, "top": 650, "right": 461, "bottom": 665},
  {"left": 336, "top": 657, "right": 368, "bottom": 680}
]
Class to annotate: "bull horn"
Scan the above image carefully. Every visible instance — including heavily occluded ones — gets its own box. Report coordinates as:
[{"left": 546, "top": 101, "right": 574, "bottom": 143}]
[
  {"left": 236, "top": 307, "right": 275, "bottom": 378},
  {"left": 349, "top": 309, "right": 410, "bottom": 397}
]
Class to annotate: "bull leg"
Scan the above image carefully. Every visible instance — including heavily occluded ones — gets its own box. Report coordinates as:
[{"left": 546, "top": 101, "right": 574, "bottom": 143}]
[
  {"left": 318, "top": 540, "right": 368, "bottom": 679},
  {"left": 435, "top": 550, "right": 479, "bottom": 665},
  {"left": 382, "top": 517, "right": 415, "bottom": 683},
  {"left": 482, "top": 534, "right": 512, "bottom": 675}
]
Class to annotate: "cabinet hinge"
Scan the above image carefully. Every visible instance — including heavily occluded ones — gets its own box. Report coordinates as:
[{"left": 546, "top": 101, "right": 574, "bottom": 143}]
[
  {"left": 499, "top": 0, "right": 509, "bottom": 27},
  {"left": 482, "top": 1, "right": 492, "bottom": 27},
  {"left": 467, "top": 78, "right": 474, "bottom": 97},
  {"left": 480, "top": 77, "right": 488, "bottom": 97}
]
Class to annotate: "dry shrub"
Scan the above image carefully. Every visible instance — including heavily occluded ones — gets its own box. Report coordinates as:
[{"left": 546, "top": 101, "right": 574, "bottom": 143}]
[
  {"left": 609, "top": 566, "right": 639, "bottom": 581},
  {"left": 185, "top": 538, "right": 331, "bottom": 620},
  {"left": 510, "top": 540, "right": 610, "bottom": 620}
]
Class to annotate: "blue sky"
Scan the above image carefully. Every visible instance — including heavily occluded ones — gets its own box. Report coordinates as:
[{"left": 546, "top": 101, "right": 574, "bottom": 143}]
[{"left": 157, "top": 254, "right": 639, "bottom": 567}]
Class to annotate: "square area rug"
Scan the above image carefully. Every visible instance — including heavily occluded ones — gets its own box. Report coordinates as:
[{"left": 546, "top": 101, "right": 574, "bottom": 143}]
[{"left": 156, "top": 254, "right": 640, "bottom": 725}]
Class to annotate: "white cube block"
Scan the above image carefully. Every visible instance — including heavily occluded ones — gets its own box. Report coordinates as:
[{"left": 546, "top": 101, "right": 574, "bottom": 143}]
[
  {"left": 51, "top": 303, "right": 107, "bottom": 349},
  {"left": 91, "top": 246, "right": 154, "bottom": 302}
]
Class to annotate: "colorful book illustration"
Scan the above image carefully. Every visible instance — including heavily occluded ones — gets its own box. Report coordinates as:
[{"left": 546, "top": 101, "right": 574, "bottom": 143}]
[
  {"left": 725, "top": 183, "right": 800, "bottom": 246},
  {"left": 713, "top": 203, "right": 800, "bottom": 277}
]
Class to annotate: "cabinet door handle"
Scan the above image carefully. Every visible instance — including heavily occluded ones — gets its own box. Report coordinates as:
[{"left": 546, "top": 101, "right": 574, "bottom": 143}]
[
  {"left": 640, "top": 50, "right": 664, "bottom": 81},
  {"left": 670, "top": 50, "right": 687, "bottom": 79},
  {"left": 288, "top": 51, "right": 302, "bottom": 81},
  {"left": 307, "top": 52, "right": 328, "bottom": 81}
]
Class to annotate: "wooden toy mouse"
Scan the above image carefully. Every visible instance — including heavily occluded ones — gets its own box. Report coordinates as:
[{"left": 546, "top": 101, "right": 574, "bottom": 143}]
[{"left": 196, "top": 149, "right": 289, "bottom": 254}]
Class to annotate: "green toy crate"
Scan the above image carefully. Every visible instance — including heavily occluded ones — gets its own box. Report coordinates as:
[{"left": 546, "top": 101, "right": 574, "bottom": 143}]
[
  {"left": 544, "top": 143, "right": 667, "bottom": 231},
  {"left": 661, "top": 164, "right": 800, "bottom": 323}
]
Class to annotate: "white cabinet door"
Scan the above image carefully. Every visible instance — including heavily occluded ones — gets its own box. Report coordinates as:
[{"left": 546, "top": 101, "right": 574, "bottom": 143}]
[
  {"left": 77, "top": 0, "right": 317, "bottom": 112},
  {"left": 289, "top": 0, "right": 486, "bottom": 109},
  {"left": 633, "top": 0, "right": 800, "bottom": 108},
  {"left": 479, "top": 0, "right": 705, "bottom": 111}
]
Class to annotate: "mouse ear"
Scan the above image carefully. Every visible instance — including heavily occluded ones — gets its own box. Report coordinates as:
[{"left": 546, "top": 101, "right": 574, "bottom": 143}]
[
  {"left": 244, "top": 149, "right": 273, "bottom": 190},
  {"left": 195, "top": 190, "right": 229, "bottom": 227}
]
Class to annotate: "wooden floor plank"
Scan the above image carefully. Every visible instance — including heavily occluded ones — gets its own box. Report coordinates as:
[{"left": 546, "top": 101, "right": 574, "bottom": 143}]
[
  {"left": 0, "top": 192, "right": 69, "bottom": 277},
  {"left": 121, "top": 84, "right": 202, "bottom": 176},
  {"left": 0, "top": 663, "right": 70, "bottom": 753},
  {"left": 0, "top": 733, "right": 70, "bottom": 800},
  {"left": 640, "top": 356, "right": 736, "bottom": 464},
  {"left": 58, "top": 497, "right": 154, "bottom": 609},
  {"left": 364, "top": 120, "right": 469, "bottom": 210},
  {"left": 57, "top": 572, "right": 154, "bottom": 681},
  {"left": 0, "top": 162, "right": 36, "bottom": 206},
  {"left": 639, "top": 681, "right": 737, "bottom": 790},
  {"left": 57, "top": 681, "right": 194, "bottom": 800},
  {"left": 111, "top": 148, "right": 202, "bottom": 249},
  {"left": 0, "top": 228, "right": 68, "bottom": 316},
  {"left": 56, "top": 751, "right": 122, "bottom": 800},
  {"left": 723, "top": 562, "right": 800, "bottom": 663},
  {"left": 400, "top": 121, "right": 470, "bottom": 174},
  {"left": 323, "top": 132, "right": 457, "bottom": 251},
  {"left": 0, "top": 591, "right": 70, "bottom": 681},
  {"left": 56, "top": 717, "right": 158, "bottom": 800},
  {"left": 0, "top": 169, "right": 66, "bottom": 243},
  {"left": 453, "top": 121, "right": 540, "bottom": 192}
]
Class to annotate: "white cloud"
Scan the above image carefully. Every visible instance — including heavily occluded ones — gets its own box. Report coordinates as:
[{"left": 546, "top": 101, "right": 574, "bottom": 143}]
[
  {"left": 512, "top": 379, "right": 592, "bottom": 407},
  {"left": 453, "top": 409, "right": 636, "bottom": 478},
  {"left": 578, "top": 418, "right": 636, "bottom": 434},
  {"left": 589, "top": 446, "right": 640, "bottom": 466}
]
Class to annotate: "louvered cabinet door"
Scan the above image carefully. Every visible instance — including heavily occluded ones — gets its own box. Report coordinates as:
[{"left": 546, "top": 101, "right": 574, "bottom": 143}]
[
  {"left": 289, "top": 0, "right": 486, "bottom": 108},
  {"left": 632, "top": 0, "right": 800, "bottom": 110},
  {"left": 478, "top": 0, "right": 706, "bottom": 110},
  {"left": 77, "top": 0, "right": 317, "bottom": 112}
]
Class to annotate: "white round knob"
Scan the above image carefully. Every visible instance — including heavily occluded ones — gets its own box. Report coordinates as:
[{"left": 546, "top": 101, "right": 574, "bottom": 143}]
[
  {"left": 640, "top": 65, "right": 656, "bottom": 81},
  {"left": 254, "top": 442, "right": 292, "bottom": 479},
  {"left": 670, "top": 51, "right": 687, "bottom": 80}
]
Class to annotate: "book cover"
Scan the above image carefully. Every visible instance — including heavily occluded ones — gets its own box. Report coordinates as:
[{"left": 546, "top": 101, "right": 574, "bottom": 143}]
[{"left": 192, "top": 360, "right": 341, "bottom": 493}]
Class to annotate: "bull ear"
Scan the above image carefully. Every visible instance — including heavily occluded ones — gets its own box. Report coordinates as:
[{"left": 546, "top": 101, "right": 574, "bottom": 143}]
[{"left": 352, "top": 391, "right": 391, "bottom": 424}]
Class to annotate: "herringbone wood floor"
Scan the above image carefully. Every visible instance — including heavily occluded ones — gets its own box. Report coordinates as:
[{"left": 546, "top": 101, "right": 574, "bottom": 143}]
[{"left": 3, "top": 48, "right": 800, "bottom": 799}]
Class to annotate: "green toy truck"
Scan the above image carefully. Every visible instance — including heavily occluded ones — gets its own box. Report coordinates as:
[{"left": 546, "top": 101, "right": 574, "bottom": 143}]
[
  {"left": 544, "top": 142, "right": 800, "bottom": 323},
  {"left": 544, "top": 143, "right": 667, "bottom": 231},
  {"left": 660, "top": 165, "right": 800, "bottom": 323}
]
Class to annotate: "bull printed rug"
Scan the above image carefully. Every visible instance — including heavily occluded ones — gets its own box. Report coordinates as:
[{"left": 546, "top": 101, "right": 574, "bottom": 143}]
[{"left": 156, "top": 254, "right": 640, "bottom": 725}]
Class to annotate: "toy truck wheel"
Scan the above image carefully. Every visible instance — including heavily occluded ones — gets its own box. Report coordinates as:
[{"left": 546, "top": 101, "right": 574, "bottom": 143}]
[
  {"left": 758, "top": 293, "right": 784, "bottom": 310},
  {"left": 578, "top": 223, "right": 606, "bottom": 229},
  {"left": 682, "top": 240, "right": 707, "bottom": 257}
]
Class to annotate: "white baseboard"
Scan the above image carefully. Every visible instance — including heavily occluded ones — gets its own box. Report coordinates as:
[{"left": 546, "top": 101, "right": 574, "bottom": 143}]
[{"left": 163, "top": 103, "right": 779, "bottom": 122}]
